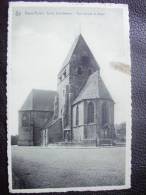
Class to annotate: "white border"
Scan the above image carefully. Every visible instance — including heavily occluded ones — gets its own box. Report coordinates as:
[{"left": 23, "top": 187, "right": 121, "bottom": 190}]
[{"left": 7, "top": 2, "right": 131, "bottom": 193}]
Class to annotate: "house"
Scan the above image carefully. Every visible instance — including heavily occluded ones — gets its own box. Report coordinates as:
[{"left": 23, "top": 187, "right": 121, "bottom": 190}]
[{"left": 18, "top": 89, "right": 57, "bottom": 146}]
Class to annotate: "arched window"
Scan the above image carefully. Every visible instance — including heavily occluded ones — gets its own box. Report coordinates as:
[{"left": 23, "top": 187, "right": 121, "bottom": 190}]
[
  {"left": 102, "top": 102, "right": 108, "bottom": 126},
  {"left": 78, "top": 67, "right": 82, "bottom": 75},
  {"left": 87, "top": 102, "right": 94, "bottom": 123},
  {"left": 76, "top": 105, "right": 79, "bottom": 126},
  {"left": 81, "top": 55, "right": 89, "bottom": 65},
  {"left": 22, "top": 112, "right": 29, "bottom": 127}
]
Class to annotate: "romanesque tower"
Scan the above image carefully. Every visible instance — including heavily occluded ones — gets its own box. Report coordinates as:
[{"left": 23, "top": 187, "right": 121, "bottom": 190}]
[{"left": 57, "top": 34, "right": 100, "bottom": 140}]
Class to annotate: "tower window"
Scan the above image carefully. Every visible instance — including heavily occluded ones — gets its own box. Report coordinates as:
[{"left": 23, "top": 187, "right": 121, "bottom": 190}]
[
  {"left": 78, "top": 67, "right": 82, "bottom": 75},
  {"left": 87, "top": 102, "right": 94, "bottom": 123},
  {"left": 81, "top": 56, "right": 89, "bottom": 65}
]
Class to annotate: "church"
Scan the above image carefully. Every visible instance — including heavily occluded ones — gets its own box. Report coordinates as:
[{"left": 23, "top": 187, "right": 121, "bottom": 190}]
[{"left": 18, "top": 34, "right": 115, "bottom": 146}]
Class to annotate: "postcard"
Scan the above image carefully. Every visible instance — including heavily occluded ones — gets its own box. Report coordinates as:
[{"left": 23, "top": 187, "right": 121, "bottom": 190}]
[{"left": 7, "top": 2, "right": 131, "bottom": 193}]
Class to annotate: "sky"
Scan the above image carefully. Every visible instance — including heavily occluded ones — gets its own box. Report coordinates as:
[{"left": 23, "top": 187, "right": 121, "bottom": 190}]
[{"left": 8, "top": 3, "right": 131, "bottom": 135}]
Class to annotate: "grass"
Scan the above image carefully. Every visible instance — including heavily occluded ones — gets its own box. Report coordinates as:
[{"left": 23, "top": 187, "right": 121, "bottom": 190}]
[{"left": 12, "top": 146, "right": 125, "bottom": 189}]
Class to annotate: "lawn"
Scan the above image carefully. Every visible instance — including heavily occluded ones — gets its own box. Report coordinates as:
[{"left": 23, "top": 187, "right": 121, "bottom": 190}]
[{"left": 12, "top": 146, "right": 126, "bottom": 189}]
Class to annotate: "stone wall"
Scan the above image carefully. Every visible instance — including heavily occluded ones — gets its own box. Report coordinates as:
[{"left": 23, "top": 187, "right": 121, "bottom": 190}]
[
  {"left": 84, "top": 124, "right": 97, "bottom": 139},
  {"left": 97, "top": 99, "right": 114, "bottom": 127},
  {"left": 46, "top": 118, "right": 63, "bottom": 144},
  {"left": 72, "top": 126, "right": 84, "bottom": 142},
  {"left": 72, "top": 100, "right": 97, "bottom": 142},
  {"left": 84, "top": 100, "right": 97, "bottom": 125},
  {"left": 72, "top": 98, "right": 115, "bottom": 143},
  {"left": 72, "top": 101, "right": 85, "bottom": 142},
  {"left": 18, "top": 111, "right": 33, "bottom": 146},
  {"left": 18, "top": 110, "right": 53, "bottom": 146},
  {"left": 97, "top": 99, "right": 115, "bottom": 140},
  {"left": 57, "top": 65, "right": 70, "bottom": 118},
  {"left": 72, "top": 101, "right": 84, "bottom": 127},
  {"left": 33, "top": 111, "right": 53, "bottom": 146}
]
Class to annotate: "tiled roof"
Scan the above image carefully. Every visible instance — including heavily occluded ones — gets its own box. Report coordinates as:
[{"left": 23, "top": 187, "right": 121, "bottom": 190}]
[
  {"left": 73, "top": 71, "right": 113, "bottom": 104},
  {"left": 20, "top": 89, "right": 58, "bottom": 111}
]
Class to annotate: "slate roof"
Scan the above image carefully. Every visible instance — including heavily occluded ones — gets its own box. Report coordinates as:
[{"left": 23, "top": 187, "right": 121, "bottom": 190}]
[
  {"left": 58, "top": 34, "right": 99, "bottom": 74},
  {"left": 73, "top": 71, "right": 113, "bottom": 104},
  {"left": 20, "top": 89, "right": 58, "bottom": 111}
]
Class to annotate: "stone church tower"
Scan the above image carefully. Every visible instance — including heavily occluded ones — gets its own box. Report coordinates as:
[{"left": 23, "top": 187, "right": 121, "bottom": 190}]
[
  {"left": 57, "top": 34, "right": 99, "bottom": 141},
  {"left": 19, "top": 34, "right": 115, "bottom": 146}
]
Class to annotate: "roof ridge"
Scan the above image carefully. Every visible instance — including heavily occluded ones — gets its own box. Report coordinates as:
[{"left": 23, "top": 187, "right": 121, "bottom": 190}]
[
  {"left": 20, "top": 89, "right": 58, "bottom": 111},
  {"left": 32, "top": 89, "right": 57, "bottom": 92}
]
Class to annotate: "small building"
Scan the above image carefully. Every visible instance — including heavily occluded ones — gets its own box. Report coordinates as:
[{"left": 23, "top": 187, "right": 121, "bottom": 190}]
[{"left": 18, "top": 89, "right": 57, "bottom": 146}]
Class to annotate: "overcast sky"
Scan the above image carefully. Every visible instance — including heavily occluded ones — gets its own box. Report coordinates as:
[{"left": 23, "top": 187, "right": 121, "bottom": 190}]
[{"left": 8, "top": 3, "right": 131, "bottom": 135}]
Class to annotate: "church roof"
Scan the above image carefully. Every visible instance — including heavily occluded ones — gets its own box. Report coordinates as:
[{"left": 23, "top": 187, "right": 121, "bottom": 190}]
[
  {"left": 73, "top": 71, "right": 113, "bottom": 104},
  {"left": 58, "top": 34, "right": 99, "bottom": 74},
  {"left": 20, "top": 89, "right": 58, "bottom": 111},
  {"left": 60, "top": 35, "right": 80, "bottom": 71}
]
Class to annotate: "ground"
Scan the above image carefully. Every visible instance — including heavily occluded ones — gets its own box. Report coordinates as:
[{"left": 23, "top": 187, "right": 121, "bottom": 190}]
[{"left": 12, "top": 146, "right": 125, "bottom": 189}]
